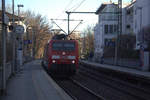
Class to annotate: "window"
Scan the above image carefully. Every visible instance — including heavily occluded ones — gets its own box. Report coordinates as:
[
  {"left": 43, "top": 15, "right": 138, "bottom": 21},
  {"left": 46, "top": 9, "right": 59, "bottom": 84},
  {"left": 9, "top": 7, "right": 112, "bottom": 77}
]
[
  {"left": 127, "top": 10, "right": 131, "bottom": 15},
  {"left": 114, "top": 25, "right": 118, "bottom": 33},
  {"left": 104, "top": 39, "right": 115, "bottom": 47},
  {"left": 52, "top": 42, "right": 75, "bottom": 51},
  {"left": 104, "top": 24, "right": 118, "bottom": 34},
  {"left": 104, "top": 39, "right": 108, "bottom": 46},
  {"left": 104, "top": 25, "right": 108, "bottom": 34},
  {"left": 126, "top": 25, "right": 130, "bottom": 29},
  {"left": 109, "top": 25, "right": 113, "bottom": 33}
]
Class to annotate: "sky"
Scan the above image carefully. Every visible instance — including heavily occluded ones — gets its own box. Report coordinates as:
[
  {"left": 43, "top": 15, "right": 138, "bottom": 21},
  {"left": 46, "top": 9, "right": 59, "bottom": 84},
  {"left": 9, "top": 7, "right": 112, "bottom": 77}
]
[{"left": 4, "top": 0, "right": 132, "bottom": 32}]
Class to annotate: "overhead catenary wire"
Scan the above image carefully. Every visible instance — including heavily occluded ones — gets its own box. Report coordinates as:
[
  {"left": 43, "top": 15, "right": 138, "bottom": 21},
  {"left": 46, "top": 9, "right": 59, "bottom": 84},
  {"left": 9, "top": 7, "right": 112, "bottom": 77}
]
[
  {"left": 55, "top": 0, "right": 78, "bottom": 29},
  {"left": 56, "top": 0, "right": 75, "bottom": 19},
  {"left": 55, "top": 0, "right": 88, "bottom": 28},
  {"left": 72, "top": 0, "right": 86, "bottom": 12},
  {"left": 66, "top": 0, "right": 81, "bottom": 11}
]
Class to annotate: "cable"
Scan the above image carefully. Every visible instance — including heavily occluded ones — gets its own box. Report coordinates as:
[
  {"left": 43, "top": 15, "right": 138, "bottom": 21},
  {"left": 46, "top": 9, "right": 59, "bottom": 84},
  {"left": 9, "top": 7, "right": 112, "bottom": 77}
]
[
  {"left": 64, "top": 0, "right": 75, "bottom": 11},
  {"left": 54, "top": 0, "right": 74, "bottom": 28},
  {"left": 56, "top": 0, "right": 74, "bottom": 19},
  {"left": 66, "top": 0, "right": 81, "bottom": 11},
  {"left": 72, "top": 0, "right": 86, "bottom": 12}
]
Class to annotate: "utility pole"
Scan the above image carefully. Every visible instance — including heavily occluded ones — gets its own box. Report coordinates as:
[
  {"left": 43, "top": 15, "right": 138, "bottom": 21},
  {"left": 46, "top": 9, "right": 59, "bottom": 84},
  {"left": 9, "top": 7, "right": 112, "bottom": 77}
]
[
  {"left": 66, "top": 12, "right": 70, "bottom": 35},
  {"left": 65, "top": 11, "right": 95, "bottom": 57},
  {"left": 12, "top": 0, "right": 16, "bottom": 74},
  {"left": 118, "top": 0, "right": 122, "bottom": 36},
  {"left": 65, "top": 11, "right": 95, "bottom": 35},
  {"left": 114, "top": 0, "right": 122, "bottom": 65},
  {"left": 1, "top": 0, "right": 6, "bottom": 93}
]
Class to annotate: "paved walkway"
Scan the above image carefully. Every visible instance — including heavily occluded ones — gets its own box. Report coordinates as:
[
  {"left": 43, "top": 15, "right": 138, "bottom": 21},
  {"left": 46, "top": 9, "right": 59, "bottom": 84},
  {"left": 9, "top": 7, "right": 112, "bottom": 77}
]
[
  {"left": 81, "top": 60, "right": 150, "bottom": 80},
  {"left": 1, "top": 60, "right": 72, "bottom": 100}
]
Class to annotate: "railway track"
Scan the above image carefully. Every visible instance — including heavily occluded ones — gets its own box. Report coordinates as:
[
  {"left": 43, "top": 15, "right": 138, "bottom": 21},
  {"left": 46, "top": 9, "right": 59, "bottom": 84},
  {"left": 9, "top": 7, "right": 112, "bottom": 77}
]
[
  {"left": 78, "top": 65, "right": 150, "bottom": 100},
  {"left": 54, "top": 78, "right": 105, "bottom": 100}
]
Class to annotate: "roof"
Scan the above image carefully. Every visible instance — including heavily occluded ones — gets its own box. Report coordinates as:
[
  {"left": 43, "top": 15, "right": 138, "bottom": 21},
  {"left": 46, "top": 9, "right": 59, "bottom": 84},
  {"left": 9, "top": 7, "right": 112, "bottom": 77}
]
[
  {"left": 95, "top": 3, "right": 117, "bottom": 14},
  {"left": 95, "top": 4, "right": 107, "bottom": 14},
  {"left": 0, "top": 10, "right": 24, "bottom": 22},
  {"left": 125, "top": 1, "right": 136, "bottom": 9}
]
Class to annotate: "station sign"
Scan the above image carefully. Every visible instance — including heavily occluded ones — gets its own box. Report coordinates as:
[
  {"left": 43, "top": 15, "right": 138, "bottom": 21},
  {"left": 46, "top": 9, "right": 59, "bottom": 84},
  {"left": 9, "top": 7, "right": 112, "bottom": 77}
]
[
  {"left": 15, "top": 25, "right": 25, "bottom": 34},
  {"left": 24, "top": 40, "right": 32, "bottom": 45},
  {"left": 4, "top": 14, "right": 9, "bottom": 25}
]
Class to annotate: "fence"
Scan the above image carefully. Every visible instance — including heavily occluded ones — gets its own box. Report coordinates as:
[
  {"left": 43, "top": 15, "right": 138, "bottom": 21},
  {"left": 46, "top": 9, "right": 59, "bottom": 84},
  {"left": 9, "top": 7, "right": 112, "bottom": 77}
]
[{"left": 103, "top": 58, "right": 141, "bottom": 69}]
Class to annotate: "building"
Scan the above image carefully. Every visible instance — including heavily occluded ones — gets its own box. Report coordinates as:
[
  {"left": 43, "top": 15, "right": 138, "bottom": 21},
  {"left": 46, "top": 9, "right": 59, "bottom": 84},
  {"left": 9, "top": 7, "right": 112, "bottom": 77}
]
[
  {"left": 94, "top": 0, "right": 150, "bottom": 60},
  {"left": 94, "top": 2, "right": 118, "bottom": 60},
  {"left": 122, "top": 1, "right": 136, "bottom": 35},
  {"left": 134, "top": 0, "right": 150, "bottom": 49},
  {"left": 0, "top": 10, "right": 23, "bottom": 39},
  {"left": 123, "top": 0, "right": 150, "bottom": 49}
]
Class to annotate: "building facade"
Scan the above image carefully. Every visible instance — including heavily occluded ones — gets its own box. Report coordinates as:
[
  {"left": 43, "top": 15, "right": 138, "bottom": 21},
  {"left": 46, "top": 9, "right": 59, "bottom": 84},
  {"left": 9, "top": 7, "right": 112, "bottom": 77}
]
[
  {"left": 122, "top": 1, "right": 135, "bottom": 35},
  {"left": 134, "top": 0, "right": 150, "bottom": 49},
  {"left": 94, "top": 0, "right": 150, "bottom": 60},
  {"left": 94, "top": 3, "right": 118, "bottom": 61}
]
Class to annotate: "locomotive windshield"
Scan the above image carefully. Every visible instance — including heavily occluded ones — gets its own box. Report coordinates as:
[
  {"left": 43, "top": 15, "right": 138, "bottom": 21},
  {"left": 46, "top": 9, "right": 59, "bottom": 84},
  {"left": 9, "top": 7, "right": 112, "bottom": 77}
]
[{"left": 52, "top": 41, "right": 75, "bottom": 51}]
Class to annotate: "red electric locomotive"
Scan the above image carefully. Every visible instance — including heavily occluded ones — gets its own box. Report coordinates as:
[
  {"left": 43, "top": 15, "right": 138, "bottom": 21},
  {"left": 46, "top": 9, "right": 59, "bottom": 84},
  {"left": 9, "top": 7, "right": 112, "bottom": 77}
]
[{"left": 42, "top": 34, "right": 79, "bottom": 76}]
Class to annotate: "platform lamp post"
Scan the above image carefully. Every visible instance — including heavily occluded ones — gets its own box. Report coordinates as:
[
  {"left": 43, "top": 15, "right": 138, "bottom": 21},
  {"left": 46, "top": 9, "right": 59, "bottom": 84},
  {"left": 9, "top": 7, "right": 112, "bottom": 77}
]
[
  {"left": 12, "top": 0, "right": 16, "bottom": 74},
  {"left": 17, "top": 4, "right": 24, "bottom": 24},
  {"left": 32, "top": 27, "right": 36, "bottom": 59},
  {"left": 17, "top": 4, "right": 24, "bottom": 69},
  {"left": 26, "top": 26, "right": 32, "bottom": 57}
]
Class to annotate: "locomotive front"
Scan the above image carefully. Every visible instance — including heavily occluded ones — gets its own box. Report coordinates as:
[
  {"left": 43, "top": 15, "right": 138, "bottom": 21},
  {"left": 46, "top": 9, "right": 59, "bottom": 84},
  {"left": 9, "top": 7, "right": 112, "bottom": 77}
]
[{"left": 48, "top": 40, "right": 78, "bottom": 75}]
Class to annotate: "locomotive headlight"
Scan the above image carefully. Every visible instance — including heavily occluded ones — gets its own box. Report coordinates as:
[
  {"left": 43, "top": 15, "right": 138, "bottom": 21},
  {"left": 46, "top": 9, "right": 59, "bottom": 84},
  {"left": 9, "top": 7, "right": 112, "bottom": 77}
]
[
  {"left": 52, "top": 60, "right": 56, "bottom": 63},
  {"left": 52, "top": 55, "right": 60, "bottom": 59},
  {"left": 68, "top": 56, "right": 75, "bottom": 59},
  {"left": 72, "top": 60, "right": 75, "bottom": 64}
]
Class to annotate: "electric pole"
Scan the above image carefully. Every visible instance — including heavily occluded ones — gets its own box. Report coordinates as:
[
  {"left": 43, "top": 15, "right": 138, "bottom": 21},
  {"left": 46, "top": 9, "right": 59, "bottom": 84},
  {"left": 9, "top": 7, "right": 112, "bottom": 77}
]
[
  {"left": 114, "top": 0, "right": 122, "bottom": 65},
  {"left": 12, "top": 0, "right": 16, "bottom": 74},
  {"left": 65, "top": 11, "right": 95, "bottom": 35},
  {"left": 65, "top": 11, "right": 95, "bottom": 57},
  {"left": 67, "top": 12, "right": 70, "bottom": 35}
]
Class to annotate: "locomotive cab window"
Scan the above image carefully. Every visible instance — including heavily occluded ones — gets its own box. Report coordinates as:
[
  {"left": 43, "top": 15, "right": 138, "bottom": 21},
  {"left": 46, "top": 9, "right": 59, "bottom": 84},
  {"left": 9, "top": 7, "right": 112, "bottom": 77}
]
[{"left": 52, "top": 41, "right": 75, "bottom": 51}]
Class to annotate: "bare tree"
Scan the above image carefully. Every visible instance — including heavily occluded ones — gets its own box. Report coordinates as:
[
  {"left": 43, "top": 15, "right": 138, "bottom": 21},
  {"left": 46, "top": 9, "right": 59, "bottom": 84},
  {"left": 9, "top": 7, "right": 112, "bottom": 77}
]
[
  {"left": 81, "top": 25, "right": 94, "bottom": 58},
  {"left": 23, "top": 11, "right": 52, "bottom": 58}
]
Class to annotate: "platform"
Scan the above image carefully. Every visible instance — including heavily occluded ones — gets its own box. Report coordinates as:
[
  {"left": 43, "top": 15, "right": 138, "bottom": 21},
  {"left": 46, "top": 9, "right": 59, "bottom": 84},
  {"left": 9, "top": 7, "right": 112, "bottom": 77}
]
[
  {"left": 80, "top": 60, "right": 150, "bottom": 80},
  {"left": 1, "top": 60, "right": 73, "bottom": 100}
]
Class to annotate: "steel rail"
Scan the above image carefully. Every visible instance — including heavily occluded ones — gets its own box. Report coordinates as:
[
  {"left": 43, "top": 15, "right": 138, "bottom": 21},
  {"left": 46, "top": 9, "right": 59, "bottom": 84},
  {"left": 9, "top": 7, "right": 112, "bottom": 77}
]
[
  {"left": 70, "top": 78, "right": 105, "bottom": 100},
  {"left": 79, "top": 66, "right": 150, "bottom": 100}
]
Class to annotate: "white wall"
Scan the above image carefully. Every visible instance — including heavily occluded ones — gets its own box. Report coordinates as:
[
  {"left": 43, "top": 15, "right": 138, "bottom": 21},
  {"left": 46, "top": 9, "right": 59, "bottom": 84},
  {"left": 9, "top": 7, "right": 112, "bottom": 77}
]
[{"left": 134, "top": 0, "right": 150, "bottom": 49}]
